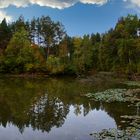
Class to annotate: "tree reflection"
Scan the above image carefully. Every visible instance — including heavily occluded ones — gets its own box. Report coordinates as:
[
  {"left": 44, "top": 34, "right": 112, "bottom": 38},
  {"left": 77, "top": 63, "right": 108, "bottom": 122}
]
[
  {"left": 0, "top": 77, "right": 137, "bottom": 133},
  {"left": 29, "top": 94, "right": 69, "bottom": 132}
]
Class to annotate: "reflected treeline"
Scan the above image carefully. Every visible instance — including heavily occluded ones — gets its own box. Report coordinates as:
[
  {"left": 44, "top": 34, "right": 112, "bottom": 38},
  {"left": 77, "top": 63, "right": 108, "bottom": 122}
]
[
  {"left": 29, "top": 94, "right": 69, "bottom": 132},
  {"left": 99, "top": 102, "right": 137, "bottom": 129},
  {"left": 0, "top": 77, "right": 137, "bottom": 133}
]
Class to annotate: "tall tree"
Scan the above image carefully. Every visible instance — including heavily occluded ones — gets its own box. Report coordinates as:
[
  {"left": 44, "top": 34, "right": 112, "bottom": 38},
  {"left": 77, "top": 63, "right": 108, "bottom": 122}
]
[
  {"left": 39, "top": 16, "right": 66, "bottom": 56},
  {"left": 0, "top": 19, "right": 12, "bottom": 53}
]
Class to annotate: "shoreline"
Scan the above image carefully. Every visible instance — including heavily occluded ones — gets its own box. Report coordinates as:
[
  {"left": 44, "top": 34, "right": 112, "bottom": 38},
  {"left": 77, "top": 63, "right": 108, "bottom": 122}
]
[{"left": 0, "top": 71, "right": 140, "bottom": 81}]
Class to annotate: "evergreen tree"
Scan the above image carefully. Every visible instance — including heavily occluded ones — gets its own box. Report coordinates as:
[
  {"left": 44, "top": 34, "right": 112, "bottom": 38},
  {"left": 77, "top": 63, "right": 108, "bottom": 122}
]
[{"left": 0, "top": 19, "right": 12, "bottom": 52}]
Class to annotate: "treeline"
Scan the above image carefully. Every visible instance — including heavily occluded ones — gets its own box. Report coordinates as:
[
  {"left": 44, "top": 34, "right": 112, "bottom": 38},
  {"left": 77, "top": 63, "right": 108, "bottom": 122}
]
[{"left": 0, "top": 14, "right": 140, "bottom": 75}]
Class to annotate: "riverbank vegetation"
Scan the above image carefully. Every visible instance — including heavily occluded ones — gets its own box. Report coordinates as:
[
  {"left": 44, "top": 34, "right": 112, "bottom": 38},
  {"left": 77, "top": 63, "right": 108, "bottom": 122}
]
[{"left": 0, "top": 14, "right": 140, "bottom": 75}]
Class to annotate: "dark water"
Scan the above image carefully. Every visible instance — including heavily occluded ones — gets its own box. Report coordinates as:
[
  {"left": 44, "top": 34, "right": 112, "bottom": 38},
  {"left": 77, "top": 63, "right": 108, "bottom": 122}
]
[{"left": 0, "top": 77, "right": 138, "bottom": 140}]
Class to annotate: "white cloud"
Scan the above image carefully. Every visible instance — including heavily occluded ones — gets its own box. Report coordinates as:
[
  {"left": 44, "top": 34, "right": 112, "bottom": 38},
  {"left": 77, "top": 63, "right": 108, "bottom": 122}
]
[
  {"left": 0, "top": 0, "right": 140, "bottom": 11},
  {"left": 0, "top": 0, "right": 108, "bottom": 22},
  {"left": 0, "top": 11, "right": 12, "bottom": 22},
  {"left": 0, "top": 0, "right": 108, "bottom": 9},
  {"left": 124, "top": 0, "right": 140, "bottom": 8},
  {"left": 0, "top": 0, "right": 139, "bottom": 23},
  {"left": 80, "top": 0, "right": 108, "bottom": 5}
]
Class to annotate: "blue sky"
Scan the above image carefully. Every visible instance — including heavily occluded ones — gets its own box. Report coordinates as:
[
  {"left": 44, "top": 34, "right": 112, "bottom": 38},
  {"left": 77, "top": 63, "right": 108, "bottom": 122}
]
[{"left": 0, "top": 0, "right": 140, "bottom": 36}]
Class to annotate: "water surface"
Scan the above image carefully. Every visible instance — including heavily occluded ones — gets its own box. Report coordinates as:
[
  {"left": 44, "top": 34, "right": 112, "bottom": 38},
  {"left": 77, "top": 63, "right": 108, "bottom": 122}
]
[{"left": 0, "top": 77, "right": 138, "bottom": 140}]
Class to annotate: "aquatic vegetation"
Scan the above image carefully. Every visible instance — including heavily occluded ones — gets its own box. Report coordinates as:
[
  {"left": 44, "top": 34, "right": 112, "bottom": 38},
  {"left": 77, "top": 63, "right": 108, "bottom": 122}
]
[
  {"left": 124, "top": 81, "right": 140, "bottom": 87},
  {"left": 91, "top": 127, "right": 140, "bottom": 140},
  {"left": 91, "top": 115, "right": 140, "bottom": 139},
  {"left": 87, "top": 87, "right": 140, "bottom": 139},
  {"left": 121, "top": 115, "right": 140, "bottom": 129},
  {"left": 86, "top": 89, "right": 127, "bottom": 102},
  {"left": 85, "top": 88, "right": 140, "bottom": 103},
  {"left": 136, "top": 102, "right": 140, "bottom": 107}
]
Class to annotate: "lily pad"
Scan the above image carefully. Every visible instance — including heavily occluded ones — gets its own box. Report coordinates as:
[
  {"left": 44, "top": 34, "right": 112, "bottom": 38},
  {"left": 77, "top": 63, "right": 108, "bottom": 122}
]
[
  {"left": 124, "top": 81, "right": 140, "bottom": 87},
  {"left": 91, "top": 127, "right": 140, "bottom": 140},
  {"left": 85, "top": 88, "right": 140, "bottom": 103}
]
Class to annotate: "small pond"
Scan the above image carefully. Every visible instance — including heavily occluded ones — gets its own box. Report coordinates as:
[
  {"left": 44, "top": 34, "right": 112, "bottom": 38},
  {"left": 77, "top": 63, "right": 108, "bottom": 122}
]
[{"left": 0, "top": 76, "right": 139, "bottom": 140}]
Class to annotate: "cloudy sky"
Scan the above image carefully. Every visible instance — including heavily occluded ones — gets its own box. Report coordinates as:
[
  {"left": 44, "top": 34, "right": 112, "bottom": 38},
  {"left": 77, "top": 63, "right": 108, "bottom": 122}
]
[{"left": 0, "top": 0, "right": 140, "bottom": 36}]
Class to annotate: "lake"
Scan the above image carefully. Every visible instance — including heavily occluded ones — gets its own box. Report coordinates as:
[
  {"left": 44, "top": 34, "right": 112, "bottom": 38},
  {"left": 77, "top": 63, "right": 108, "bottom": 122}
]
[{"left": 0, "top": 76, "right": 138, "bottom": 140}]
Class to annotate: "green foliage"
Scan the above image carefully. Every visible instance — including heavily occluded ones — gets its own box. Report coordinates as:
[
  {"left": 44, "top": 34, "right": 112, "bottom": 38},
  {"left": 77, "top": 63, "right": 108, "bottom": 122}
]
[
  {"left": 0, "top": 19, "right": 12, "bottom": 52},
  {"left": 4, "top": 28, "right": 33, "bottom": 73},
  {"left": 46, "top": 55, "right": 65, "bottom": 74},
  {"left": 0, "top": 14, "right": 140, "bottom": 75},
  {"left": 94, "top": 15, "right": 140, "bottom": 74},
  {"left": 72, "top": 36, "right": 93, "bottom": 75},
  {"left": 2, "top": 28, "right": 46, "bottom": 73}
]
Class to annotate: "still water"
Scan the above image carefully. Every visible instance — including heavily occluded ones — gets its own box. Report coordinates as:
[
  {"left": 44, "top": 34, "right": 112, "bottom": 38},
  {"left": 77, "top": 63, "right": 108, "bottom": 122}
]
[{"left": 0, "top": 77, "right": 137, "bottom": 140}]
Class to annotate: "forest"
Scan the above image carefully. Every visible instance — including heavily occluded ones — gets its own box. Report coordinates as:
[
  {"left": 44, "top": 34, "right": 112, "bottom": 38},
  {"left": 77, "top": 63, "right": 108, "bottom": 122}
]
[{"left": 0, "top": 14, "right": 140, "bottom": 75}]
